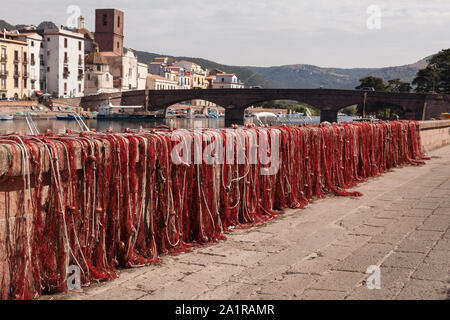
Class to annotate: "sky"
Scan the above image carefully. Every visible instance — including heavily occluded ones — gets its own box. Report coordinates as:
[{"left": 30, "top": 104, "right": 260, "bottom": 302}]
[{"left": 2, "top": 0, "right": 450, "bottom": 68}]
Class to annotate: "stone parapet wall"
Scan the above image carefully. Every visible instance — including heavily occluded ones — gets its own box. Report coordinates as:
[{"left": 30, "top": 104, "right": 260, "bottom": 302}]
[{"left": 419, "top": 120, "right": 450, "bottom": 153}]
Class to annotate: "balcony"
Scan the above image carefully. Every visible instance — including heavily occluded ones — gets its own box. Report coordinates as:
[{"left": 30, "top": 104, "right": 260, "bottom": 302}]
[
  {"left": 23, "top": 60, "right": 28, "bottom": 65},
  {"left": 14, "top": 72, "right": 21, "bottom": 78},
  {"left": 40, "top": 60, "right": 45, "bottom": 66},
  {"left": 23, "top": 72, "right": 29, "bottom": 78},
  {"left": 0, "top": 55, "right": 7, "bottom": 62},
  {"left": 31, "top": 59, "right": 36, "bottom": 66},
  {"left": 64, "top": 57, "right": 69, "bottom": 65},
  {"left": 0, "top": 71, "right": 7, "bottom": 78},
  {"left": 14, "top": 58, "right": 20, "bottom": 64},
  {"left": 63, "top": 71, "right": 70, "bottom": 79}
]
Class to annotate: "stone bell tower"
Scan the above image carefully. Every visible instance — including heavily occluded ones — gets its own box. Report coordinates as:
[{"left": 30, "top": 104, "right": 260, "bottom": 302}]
[{"left": 95, "top": 8, "right": 124, "bottom": 56}]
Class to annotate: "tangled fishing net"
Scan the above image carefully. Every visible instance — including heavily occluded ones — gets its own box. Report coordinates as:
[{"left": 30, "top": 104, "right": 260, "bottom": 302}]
[{"left": 0, "top": 121, "right": 428, "bottom": 300}]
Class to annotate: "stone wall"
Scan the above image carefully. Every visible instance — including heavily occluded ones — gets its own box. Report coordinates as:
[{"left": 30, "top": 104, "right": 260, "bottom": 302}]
[{"left": 419, "top": 120, "right": 450, "bottom": 153}]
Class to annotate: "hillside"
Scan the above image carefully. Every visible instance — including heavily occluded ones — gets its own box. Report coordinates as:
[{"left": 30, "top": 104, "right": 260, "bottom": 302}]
[
  {"left": 132, "top": 50, "right": 271, "bottom": 88},
  {"left": 0, "top": 18, "right": 434, "bottom": 89},
  {"left": 247, "top": 56, "right": 431, "bottom": 89}
]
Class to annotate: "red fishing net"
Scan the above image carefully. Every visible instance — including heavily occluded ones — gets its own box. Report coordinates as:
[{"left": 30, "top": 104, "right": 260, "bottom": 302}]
[{"left": 0, "top": 121, "right": 428, "bottom": 300}]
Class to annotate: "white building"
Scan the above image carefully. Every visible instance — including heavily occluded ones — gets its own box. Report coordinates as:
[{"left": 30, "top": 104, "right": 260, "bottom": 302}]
[
  {"left": 213, "top": 73, "right": 244, "bottom": 89},
  {"left": 137, "top": 62, "right": 148, "bottom": 90},
  {"left": 101, "top": 49, "right": 147, "bottom": 91},
  {"left": 17, "top": 32, "right": 42, "bottom": 95},
  {"left": 84, "top": 52, "right": 116, "bottom": 95},
  {"left": 37, "top": 22, "right": 85, "bottom": 98}
]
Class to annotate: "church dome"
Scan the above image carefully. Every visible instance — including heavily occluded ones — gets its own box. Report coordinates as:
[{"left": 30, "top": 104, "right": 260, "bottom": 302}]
[{"left": 86, "top": 52, "right": 108, "bottom": 65}]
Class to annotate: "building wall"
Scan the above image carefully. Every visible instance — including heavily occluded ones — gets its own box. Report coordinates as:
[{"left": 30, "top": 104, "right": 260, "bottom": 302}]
[
  {"left": 0, "top": 38, "right": 28, "bottom": 99},
  {"left": 137, "top": 62, "right": 148, "bottom": 90},
  {"left": 41, "top": 29, "right": 85, "bottom": 98},
  {"left": 84, "top": 64, "right": 116, "bottom": 95},
  {"left": 95, "top": 9, "right": 124, "bottom": 56},
  {"left": 19, "top": 33, "right": 42, "bottom": 95}
]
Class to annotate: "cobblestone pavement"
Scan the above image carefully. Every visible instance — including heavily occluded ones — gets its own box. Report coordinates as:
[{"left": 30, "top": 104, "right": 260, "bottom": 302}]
[{"left": 43, "top": 146, "right": 450, "bottom": 300}]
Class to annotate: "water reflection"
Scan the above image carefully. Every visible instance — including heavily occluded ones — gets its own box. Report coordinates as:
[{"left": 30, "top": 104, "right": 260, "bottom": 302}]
[{"left": 0, "top": 116, "right": 355, "bottom": 135}]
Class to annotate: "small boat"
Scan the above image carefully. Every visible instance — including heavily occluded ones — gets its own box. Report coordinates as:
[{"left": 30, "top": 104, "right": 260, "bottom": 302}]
[
  {"left": 56, "top": 114, "right": 85, "bottom": 120},
  {"left": 440, "top": 113, "right": 450, "bottom": 120},
  {"left": 97, "top": 103, "right": 156, "bottom": 120},
  {"left": 0, "top": 115, "right": 14, "bottom": 120}
]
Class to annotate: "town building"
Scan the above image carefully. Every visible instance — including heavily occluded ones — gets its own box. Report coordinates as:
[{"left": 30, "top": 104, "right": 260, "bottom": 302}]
[
  {"left": 17, "top": 32, "right": 43, "bottom": 95},
  {"left": 0, "top": 31, "right": 29, "bottom": 99},
  {"left": 212, "top": 73, "right": 244, "bottom": 89},
  {"left": 73, "top": 16, "right": 98, "bottom": 55},
  {"left": 146, "top": 74, "right": 178, "bottom": 90},
  {"left": 173, "top": 60, "right": 208, "bottom": 89},
  {"left": 84, "top": 51, "right": 116, "bottom": 95},
  {"left": 36, "top": 21, "right": 85, "bottom": 98},
  {"left": 95, "top": 9, "right": 147, "bottom": 92},
  {"left": 95, "top": 9, "right": 124, "bottom": 56},
  {"left": 101, "top": 49, "right": 147, "bottom": 91}
]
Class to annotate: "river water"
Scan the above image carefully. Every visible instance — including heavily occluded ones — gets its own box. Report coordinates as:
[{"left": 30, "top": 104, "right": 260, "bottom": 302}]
[{"left": 0, "top": 116, "right": 356, "bottom": 135}]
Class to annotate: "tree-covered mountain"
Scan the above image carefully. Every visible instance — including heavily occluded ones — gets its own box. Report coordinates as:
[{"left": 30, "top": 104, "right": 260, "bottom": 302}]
[{"left": 132, "top": 49, "right": 431, "bottom": 89}]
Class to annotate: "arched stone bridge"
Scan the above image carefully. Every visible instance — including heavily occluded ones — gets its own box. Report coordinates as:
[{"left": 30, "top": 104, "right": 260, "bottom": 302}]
[
  {"left": 147, "top": 88, "right": 450, "bottom": 123},
  {"left": 80, "top": 88, "right": 450, "bottom": 123}
]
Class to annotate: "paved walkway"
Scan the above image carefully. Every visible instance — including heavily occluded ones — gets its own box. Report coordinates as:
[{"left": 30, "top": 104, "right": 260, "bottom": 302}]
[{"left": 44, "top": 146, "right": 450, "bottom": 300}]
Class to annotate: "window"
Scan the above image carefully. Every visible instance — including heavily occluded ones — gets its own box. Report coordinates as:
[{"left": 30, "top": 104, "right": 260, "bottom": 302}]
[
  {"left": 78, "top": 84, "right": 81, "bottom": 92},
  {"left": 118, "top": 16, "right": 121, "bottom": 28},
  {"left": 64, "top": 38, "right": 68, "bottom": 48},
  {"left": 31, "top": 41, "right": 34, "bottom": 47},
  {"left": 1, "top": 78, "right": 6, "bottom": 89},
  {"left": 79, "top": 41, "right": 82, "bottom": 51},
  {"left": 47, "top": 38, "right": 50, "bottom": 42},
  {"left": 14, "top": 78, "right": 19, "bottom": 88},
  {"left": 40, "top": 42, "right": 43, "bottom": 48},
  {"left": 1, "top": 48, "right": 5, "bottom": 58},
  {"left": 103, "top": 14, "right": 108, "bottom": 26},
  {"left": 14, "top": 50, "right": 19, "bottom": 61},
  {"left": 24, "top": 79, "right": 27, "bottom": 88},
  {"left": 24, "top": 52, "right": 27, "bottom": 61},
  {"left": 64, "top": 82, "right": 67, "bottom": 93},
  {"left": 47, "top": 67, "right": 50, "bottom": 72},
  {"left": 117, "top": 42, "right": 120, "bottom": 49},
  {"left": 97, "top": 65, "right": 101, "bottom": 71}
]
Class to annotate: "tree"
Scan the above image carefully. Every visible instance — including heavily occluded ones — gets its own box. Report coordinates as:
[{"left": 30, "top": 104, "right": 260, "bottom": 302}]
[
  {"left": 355, "top": 76, "right": 387, "bottom": 91},
  {"left": 412, "top": 65, "right": 440, "bottom": 93},
  {"left": 413, "top": 48, "right": 450, "bottom": 93},
  {"left": 387, "top": 79, "right": 412, "bottom": 92}
]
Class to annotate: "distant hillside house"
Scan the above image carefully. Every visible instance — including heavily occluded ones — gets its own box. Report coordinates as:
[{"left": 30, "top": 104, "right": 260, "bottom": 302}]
[
  {"left": 146, "top": 74, "right": 178, "bottom": 90},
  {"left": 213, "top": 73, "right": 244, "bottom": 89}
]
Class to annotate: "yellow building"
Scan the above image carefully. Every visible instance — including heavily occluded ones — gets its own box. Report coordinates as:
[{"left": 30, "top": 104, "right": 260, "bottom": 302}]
[{"left": 0, "top": 32, "right": 29, "bottom": 99}]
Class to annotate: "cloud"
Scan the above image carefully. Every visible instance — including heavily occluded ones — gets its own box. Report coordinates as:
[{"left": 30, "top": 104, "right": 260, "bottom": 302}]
[{"left": 2, "top": 0, "right": 450, "bottom": 67}]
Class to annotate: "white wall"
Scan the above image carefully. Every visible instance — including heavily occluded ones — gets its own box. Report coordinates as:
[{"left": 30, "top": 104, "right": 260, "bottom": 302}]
[{"left": 41, "top": 28, "right": 84, "bottom": 97}]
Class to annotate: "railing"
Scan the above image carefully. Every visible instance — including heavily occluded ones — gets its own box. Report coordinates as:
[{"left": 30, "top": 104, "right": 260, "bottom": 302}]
[
  {"left": 0, "top": 55, "right": 7, "bottom": 62},
  {"left": 14, "top": 72, "right": 20, "bottom": 78},
  {"left": 23, "top": 72, "right": 29, "bottom": 78},
  {"left": 63, "top": 71, "right": 70, "bottom": 79},
  {"left": 30, "top": 59, "right": 36, "bottom": 66},
  {"left": 0, "top": 71, "right": 8, "bottom": 77},
  {"left": 64, "top": 57, "right": 69, "bottom": 64}
]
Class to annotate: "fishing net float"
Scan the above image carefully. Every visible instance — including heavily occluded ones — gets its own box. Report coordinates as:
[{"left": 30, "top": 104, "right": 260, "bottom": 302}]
[{"left": 0, "top": 121, "right": 428, "bottom": 300}]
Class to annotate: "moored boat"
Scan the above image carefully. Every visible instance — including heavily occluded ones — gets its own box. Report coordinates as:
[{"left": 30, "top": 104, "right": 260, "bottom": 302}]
[{"left": 0, "top": 115, "right": 14, "bottom": 120}]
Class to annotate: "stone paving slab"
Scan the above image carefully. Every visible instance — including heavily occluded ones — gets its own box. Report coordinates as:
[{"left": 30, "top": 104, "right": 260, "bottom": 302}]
[{"left": 42, "top": 145, "right": 450, "bottom": 300}]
